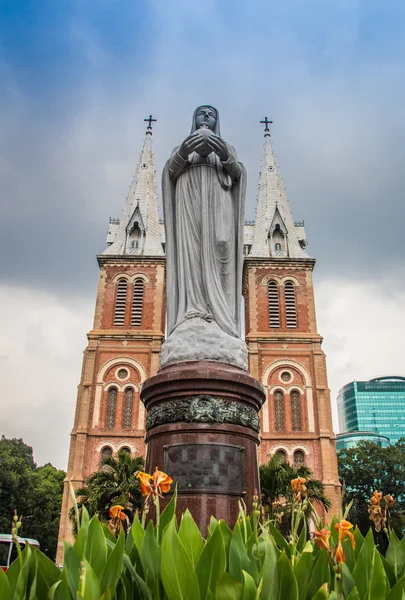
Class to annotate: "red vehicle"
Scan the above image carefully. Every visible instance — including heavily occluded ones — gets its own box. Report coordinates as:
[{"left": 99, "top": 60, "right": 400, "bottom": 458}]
[{"left": 0, "top": 534, "right": 40, "bottom": 571}]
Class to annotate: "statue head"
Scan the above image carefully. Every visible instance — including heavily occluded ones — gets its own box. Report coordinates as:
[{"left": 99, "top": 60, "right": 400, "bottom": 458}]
[{"left": 191, "top": 105, "right": 221, "bottom": 136}]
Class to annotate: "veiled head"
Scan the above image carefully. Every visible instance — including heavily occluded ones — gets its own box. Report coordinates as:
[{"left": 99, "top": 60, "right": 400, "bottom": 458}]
[{"left": 191, "top": 105, "right": 221, "bottom": 136}]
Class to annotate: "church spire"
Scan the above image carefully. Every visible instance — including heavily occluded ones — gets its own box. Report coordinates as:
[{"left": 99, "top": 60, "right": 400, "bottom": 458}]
[
  {"left": 103, "top": 116, "right": 163, "bottom": 256},
  {"left": 250, "top": 119, "right": 308, "bottom": 259}
]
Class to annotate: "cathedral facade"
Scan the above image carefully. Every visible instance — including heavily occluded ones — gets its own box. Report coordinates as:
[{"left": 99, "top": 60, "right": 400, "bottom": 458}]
[{"left": 56, "top": 123, "right": 340, "bottom": 562}]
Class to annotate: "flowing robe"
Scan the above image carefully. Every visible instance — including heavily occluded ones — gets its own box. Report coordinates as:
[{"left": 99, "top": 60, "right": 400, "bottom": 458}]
[{"left": 162, "top": 145, "right": 246, "bottom": 339}]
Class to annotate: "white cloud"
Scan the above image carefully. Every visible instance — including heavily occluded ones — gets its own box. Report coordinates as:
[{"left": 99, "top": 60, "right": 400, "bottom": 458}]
[{"left": 0, "top": 284, "right": 93, "bottom": 469}]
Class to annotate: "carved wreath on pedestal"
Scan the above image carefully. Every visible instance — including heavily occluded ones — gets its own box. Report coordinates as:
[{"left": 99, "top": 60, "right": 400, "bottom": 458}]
[{"left": 146, "top": 395, "right": 260, "bottom": 432}]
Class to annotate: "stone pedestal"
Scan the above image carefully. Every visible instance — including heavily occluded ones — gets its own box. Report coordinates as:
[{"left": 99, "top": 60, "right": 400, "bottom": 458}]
[{"left": 141, "top": 361, "right": 265, "bottom": 533}]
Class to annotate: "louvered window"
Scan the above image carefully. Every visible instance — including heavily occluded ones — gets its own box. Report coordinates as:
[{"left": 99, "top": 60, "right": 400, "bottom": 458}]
[
  {"left": 294, "top": 450, "right": 305, "bottom": 468},
  {"left": 268, "top": 281, "right": 280, "bottom": 328},
  {"left": 114, "top": 278, "right": 128, "bottom": 325},
  {"left": 131, "top": 278, "right": 144, "bottom": 326},
  {"left": 122, "top": 388, "right": 134, "bottom": 428},
  {"left": 274, "top": 390, "right": 285, "bottom": 431},
  {"left": 291, "top": 390, "right": 302, "bottom": 431},
  {"left": 284, "top": 281, "right": 297, "bottom": 328},
  {"left": 106, "top": 387, "right": 117, "bottom": 428}
]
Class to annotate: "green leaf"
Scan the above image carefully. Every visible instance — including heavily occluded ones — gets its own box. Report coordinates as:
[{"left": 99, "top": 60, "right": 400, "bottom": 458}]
[
  {"left": 241, "top": 570, "right": 258, "bottom": 600},
  {"left": 229, "top": 523, "right": 253, "bottom": 583},
  {"left": 305, "top": 550, "right": 330, "bottom": 600},
  {"left": 268, "top": 523, "right": 291, "bottom": 558},
  {"left": 294, "top": 550, "right": 313, "bottom": 600},
  {"left": 346, "top": 586, "right": 361, "bottom": 600},
  {"left": 62, "top": 542, "right": 81, "bottom": 598},
  {"left": 353, "top": 531, "right": 386, "bottom": 600},
  {"left": 196, "top": 524, "right": 226, "bottom": 599},
  {"left": 353, "top": 527, "right": 364, "bottom": 561},
  {"left": 100, "top": 528, "right": 125, "bottom": 597},
  {"left": 311, "top": 585, "right": 329, "bottom": 600},
  {"left": 34, "top": 547, "right": 62, "bottom": 599},
  {"left": 0, "top": 568, "right": 11, "bottom": 600},
  {"left": 122, "top": 554, "right": 152, "bottom": 600},
  {"left": 208, "top": 517, "right": 219, "bottom": 539},
  {"left": 75, "top": 505, "right": 90, "bottom": 560},
  {"left": 382, "top": 554, "right": 397, "bottom": 589},
  {"left": 131, "top": 514, "right": 145, "bottom": 556},
  {"left": 140, "top": 520, "right": 161, "bottom": 597},
  {"left": 161, "top": 516, "right": 201, "bottom": 600},
  {"left": 277, "top": 552, "right": 298, "bottom": 600},
  {"left": 387, "top": 530, "right": 405, "bottom": 580},
  {"left": 214, "top": 572, "right": 243, "bottom": 600},
  {"left": 178, "top": 509, "right": 204, "bottom": 567},
  {"left": 297, "top": 520, "right": 307, "bottom": 554},
  {"left": 51, "top": 571, "right": 71, "bottom": 600},
  {"left": 85, "top": 514, "right": 108, "bottom": 579},
  {"left": 341, "top": 562, "right": 355, "bottom": 599},
  {"left": 260, "top": 536, "right": 278, "bottom": 600},
  {"left": 218, "top": 521, "right": 233, "bottom": 566},
  {"left": 78, "top": 559, "right": 101, "bottom": 600},
  {"left": 387, "top": 574, "right": 405, "bottom": 600},
  {"left": 159, "top": 487, "right": 178, "bottom": 541}
]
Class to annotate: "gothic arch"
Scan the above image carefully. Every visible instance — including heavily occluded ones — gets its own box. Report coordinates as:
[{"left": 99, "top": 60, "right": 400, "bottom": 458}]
[
  {"left": 261, "top": 359, "right": 314, "bottom": 433},
  {"left": 93, "top": 357, "right": 147, "bottom": 428}
]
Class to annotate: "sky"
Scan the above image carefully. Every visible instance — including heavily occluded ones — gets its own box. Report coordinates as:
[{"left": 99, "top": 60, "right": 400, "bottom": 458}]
[{"left": 1, "top": 0, "right": 405, "bottom": 469}]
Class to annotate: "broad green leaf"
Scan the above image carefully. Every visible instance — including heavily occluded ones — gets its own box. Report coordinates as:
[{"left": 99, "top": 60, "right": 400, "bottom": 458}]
[
  {"left": 208, "top": 517, "right": 219, "bottom": 539},
  {"left": 100, "top": 528, "right": 125, "bottom": 597},
  {"left": 353, "top": 530, "right": 386, "bottom": 600},
  {"left": 297, "top": 520, "right": 307, "bottom": 554},
  {"left": 277, "top": 553, "right": 298, "bottom": 600},
  {"left": 341, "top": 562, "right": 355, "bottom": 599},
  {"left": 196, "top": 524, "right": 226, "bottom": 599},
  {"left": 268, "top": 523, "right": 291, "bottom": 558},
  {"left": 141, "top": 520, "right": 161, "bottom": 596},
  {"left": 159, "top": 487, "right": 178, "bottom": 541},
  {"left": 161, "top": 516, "right": 201, "bottom": 600},
  {"left": 241, "top": 570, "right": 257, "bottom": 600},
  {"left": 368, "top": 548, "right": 387, "bottom": 600},
  {"left": 51, "top": 571, "right": 72, "bottom": 600},
  {"left": 387, "top": 574, "right": 405, "bottom": 600},
  {"left": 382, "top": 554, "right": 397, "bottom": 589},
  {"left": 62, "top": 542, "right": 81, "bottom": 598},
  {"left": 179, "top": 509, "right": 204, "bottom": 567},
  {"left": 387, "top": 530, "right": 405, "bottom": 580},
  {"left": 346, "top": 586, "right": 361, "bottom": 600},
  {"left": 341, "top": 537, "right": 355, "bottom": 573},
  {"left": 260, "top": 536, "right": 278, "bottom": 600},
  {"left": 305, "top": 550, "right": 330, "bottom": 600},
  {"left": 0, "top": 568, "right": 11, "bottom": 600},
  {"left": 229, "top": 522, "right": 253, "bottom": 583},
  {"left": 353, "top": 527, "right": 364, "bottom": 561},
  {"left": 311, "top": 585, "right": 329, "bottom": 599},
  {"left": 75, "top": 505, "right": 90, "bottom": 560},
  {"left": 131, "top": 514, "right": 145, "bottom": 556},
  {"left": 214, "top": 572, "right": 243, "bottom": 600},
  {"left": 85, "top": 514, "right": 108, "bottom": 579},
  {"left": 78, "top": 559, "right": 101, "bottom": 600},
  {"left": 122, "top": 554, "right": 152, "bottom": 600},
  {"left": 34, "top": 547, "right": 61, "bottom": 599},
  {"left": 294, "top": 551, "right": 313, "bottom": 600},
  {"left": 218, "top": 521, "right": 233, "bottom": 566}
]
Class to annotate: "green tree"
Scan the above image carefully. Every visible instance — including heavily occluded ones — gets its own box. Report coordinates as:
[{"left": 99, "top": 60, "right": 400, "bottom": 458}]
[
  {"left": 260, "top": 454, "right": 331, "bottom": 530},
  {"left": 338, "top": 438, "right": 405, "bottom": 538},
  {"left": 69, "top": 450, "right": 145, "bottom": 534},
  {"left": 0, "top": 436, "right": 65, "bottom": 560}
]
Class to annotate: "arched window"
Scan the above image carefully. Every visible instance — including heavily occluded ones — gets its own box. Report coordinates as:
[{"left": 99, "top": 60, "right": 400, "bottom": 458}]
[
  {"left": 294, "top": 450, "right": 305, "bottom": 468},
  {"left": 101, "top": 446, "right": 112, "bottom": 459},
  {"left": 268, "top": 280, "right": 280, "bottom": 328},
  {"left": 122, "top": 387, "right": 134, "bottom": 428},
  {"left": 284, "top": 281, "right": 297, "bottom": 328},
  {"left": 275, "top": 242, "right": 282, "bottom": 251},
  {"left": 119, "top": 447, "right": 131, "bottom": 454},
  {"left": 274, "top": 390, "right": 285, "bottom": 431},
  {"left": 106, "top": 387, "right": 117, "bottom": 428},
  {"left": 291, "top": 390, "right": 302, "bottom": 431},
  {"left": 131, "top": 278, "right": 144, "bottom": 326},
  {"left": 275, "top": 450, "right": 287, "bottom": 462},
  {"left": 114, "top": 278, "right": 128, "bottom": 326}
]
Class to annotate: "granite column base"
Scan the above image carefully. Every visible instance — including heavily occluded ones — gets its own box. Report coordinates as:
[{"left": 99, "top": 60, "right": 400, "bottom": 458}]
[{"left": 141, "top": 361, "right": 266, "bottom": 534}]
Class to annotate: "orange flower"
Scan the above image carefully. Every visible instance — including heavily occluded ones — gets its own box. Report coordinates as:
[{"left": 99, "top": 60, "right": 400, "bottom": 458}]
[
  {"left": 335, "top": 519, "right": 355, "bottom": 549},
  {"left": 370, "top": 490, "right": 383, "bottom": 505},
  {"left": 109, "top": 505, "right": 126, "bottom": 520},
  {"left": 136, "top": 471, "right": 154, "bottom": 497},
  {"left": 313, "top": 528, "right": 331, "bottom": 552},
  {"left": 335, "top": 542, "right": 345, "bottom": 564},
  {"left": 384, "top": 494, "right": 394, "bottom": 507},
  {"left": 153, "top": 467, "right": 173, "bottom": 495},
  {"left": 291, "top": 477, "right": 307, "bottom": 494}
]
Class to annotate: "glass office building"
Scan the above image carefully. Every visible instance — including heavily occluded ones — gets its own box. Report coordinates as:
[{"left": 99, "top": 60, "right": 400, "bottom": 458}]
[
  {"left": 337, "top": 376, "right": 405, "bottom": 445},
  {"left": 336, "top": 431, "right": 390, "bottom": 451}
]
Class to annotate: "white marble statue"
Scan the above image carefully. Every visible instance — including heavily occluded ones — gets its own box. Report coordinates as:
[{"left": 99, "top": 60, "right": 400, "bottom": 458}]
[{"left": 160, "top": 105, "right": 248, "bottom": 369}]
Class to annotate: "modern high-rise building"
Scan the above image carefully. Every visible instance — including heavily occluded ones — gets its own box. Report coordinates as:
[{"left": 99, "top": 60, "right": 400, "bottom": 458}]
[
  {"left": 56, "top": 118, "right": 341, "bottom": 562},
  {"left": 337, "top": 376, "right": 405, "bottom": 447}
]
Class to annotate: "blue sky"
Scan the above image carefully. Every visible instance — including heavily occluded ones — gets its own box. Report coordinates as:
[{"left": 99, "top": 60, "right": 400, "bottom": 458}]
[{"left": 1, "top": 0, "right": 405, "bottom": 467}]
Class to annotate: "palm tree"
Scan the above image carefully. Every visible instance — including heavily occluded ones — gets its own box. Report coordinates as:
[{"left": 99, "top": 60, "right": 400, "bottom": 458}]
[
  {"left": 69, "top": 451, "right": 145, "bottom": 534},
  {"left": 260, "top": 454, "right": 331, "bottom": 528}
]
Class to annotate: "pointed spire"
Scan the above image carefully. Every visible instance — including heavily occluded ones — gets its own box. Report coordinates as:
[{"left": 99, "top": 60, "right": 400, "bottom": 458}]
[
  {"left": 250, "top": 120, "right": 309, "bottom": 259},
  {"left": 103, "top": 117, "right": 163, "bottom": 256}
]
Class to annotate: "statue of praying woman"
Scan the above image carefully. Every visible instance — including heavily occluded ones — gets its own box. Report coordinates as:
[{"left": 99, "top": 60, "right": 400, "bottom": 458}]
[{"left": 160, "top": 106, "right": 248, "bottom": 369}]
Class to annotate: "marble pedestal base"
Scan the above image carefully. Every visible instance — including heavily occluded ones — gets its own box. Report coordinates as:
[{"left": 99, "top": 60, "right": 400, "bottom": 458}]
[{"left": 141, "top": 361, "right": 266, "bottom": 533}]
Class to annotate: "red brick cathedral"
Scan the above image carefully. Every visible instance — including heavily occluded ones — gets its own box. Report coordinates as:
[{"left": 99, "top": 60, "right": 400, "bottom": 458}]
[{"left": 56, "top": 121, "right": 340, "bottom": 562}]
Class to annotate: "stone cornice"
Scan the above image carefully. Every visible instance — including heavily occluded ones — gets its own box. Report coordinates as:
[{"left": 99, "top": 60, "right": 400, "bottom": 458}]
[
  {"left": 246, "top": 333, "right": 323, "bottom": 343},
  {"left": 243, "top": 256, "right": 316, "bottom": 270},
  {"left": 87, "top": 329, "right": 164, "bottom": 341},
  {"left": 97, "top": 255, "right": 166, "bottom": 267}
]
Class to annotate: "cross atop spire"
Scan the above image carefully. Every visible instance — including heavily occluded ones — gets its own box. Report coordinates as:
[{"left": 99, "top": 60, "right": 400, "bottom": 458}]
[
  {"left": 144, "top": 114, "right": 157, "bottom": 134},
  {"left": 260, "top": 116, "right": 273, "bottom": 136}
]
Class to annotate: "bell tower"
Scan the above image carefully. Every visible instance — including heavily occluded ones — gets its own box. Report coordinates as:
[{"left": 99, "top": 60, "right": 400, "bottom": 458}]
[
  {"left": 56, "top": 119, "right": 165, "bottom": 562},
  {"left": 244, "top": 121, "right": 341, "bottom": 514}
]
